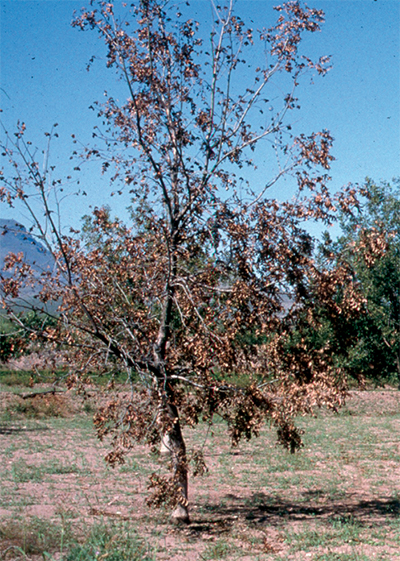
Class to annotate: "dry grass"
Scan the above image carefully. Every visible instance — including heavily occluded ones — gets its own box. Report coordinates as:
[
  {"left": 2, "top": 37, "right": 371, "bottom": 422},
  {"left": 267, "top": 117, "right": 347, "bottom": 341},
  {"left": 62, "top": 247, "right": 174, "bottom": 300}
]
[{"left": 0, "top": 387, "right": 400, "bottom": 560}]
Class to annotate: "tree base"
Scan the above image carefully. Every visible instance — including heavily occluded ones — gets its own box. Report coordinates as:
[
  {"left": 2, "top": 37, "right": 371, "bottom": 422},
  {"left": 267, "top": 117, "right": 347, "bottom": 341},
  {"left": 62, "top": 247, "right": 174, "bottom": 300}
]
[{"left": 171, "top": 504, "right": 190, "bottom": 524}]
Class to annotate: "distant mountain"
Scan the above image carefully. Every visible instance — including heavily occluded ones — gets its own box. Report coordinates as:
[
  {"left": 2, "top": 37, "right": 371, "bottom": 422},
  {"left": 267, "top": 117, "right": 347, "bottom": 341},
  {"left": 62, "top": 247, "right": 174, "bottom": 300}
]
[
  {"left": 0, "top": 219, "right": 56, "bottom": 309},
  {"left": 0, "top": 219, "right": 55, "bottom": 273}
]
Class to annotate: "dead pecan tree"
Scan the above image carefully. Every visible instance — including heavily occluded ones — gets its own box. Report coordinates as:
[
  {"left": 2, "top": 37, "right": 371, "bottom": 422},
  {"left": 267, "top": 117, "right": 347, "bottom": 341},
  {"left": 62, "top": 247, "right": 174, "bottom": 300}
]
[{"left": 1, "top": 0, "right": 363, "bottom": 523}]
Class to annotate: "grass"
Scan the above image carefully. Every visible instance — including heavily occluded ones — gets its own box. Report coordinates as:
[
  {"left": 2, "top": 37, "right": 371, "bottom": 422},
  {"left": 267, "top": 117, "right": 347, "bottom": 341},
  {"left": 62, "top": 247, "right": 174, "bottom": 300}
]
[
  {"left": 0, "top": 366, "right": 129, "bottom": 391},
  {"left": 1, "top": 387, "right": 400, "bottom": 559},
  {"left": 63, "top": 521, "right": 156, "bottom": 561},
  {"left": 284, "top": 516, "right": 363, "bottom": 552},
  {"left": 0, "top": 369, "right": 61, "bottom": 388},
  {"left": 6, "top": 395, "right": 70, "bottom": 419},
  {"left": 10, "top": 458, "right": 82, "bottom": 485},
  {"left": 0, "top": 518, "right": 155, "bottom": 561},
  {"left": 11, "top": 459, "right": 44, "bottom": 484},
  {"left": 201, "top": 539, "right": 235, "bottom": 559},
  {"left": 118, "top": 457, "right": 140, "bottom": 473},
  {"left": 0, "top": 516, "right": 75, "bottom": 557},
  {"left": 312, "top": 554, "right": 377, "bottom": 560}
]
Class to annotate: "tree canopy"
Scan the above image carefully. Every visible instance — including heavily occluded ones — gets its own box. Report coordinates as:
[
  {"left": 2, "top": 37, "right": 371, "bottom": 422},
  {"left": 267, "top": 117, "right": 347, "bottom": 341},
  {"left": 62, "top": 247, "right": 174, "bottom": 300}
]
[{"left": 1, "top": 0, "right": 364, "bottom": 523}]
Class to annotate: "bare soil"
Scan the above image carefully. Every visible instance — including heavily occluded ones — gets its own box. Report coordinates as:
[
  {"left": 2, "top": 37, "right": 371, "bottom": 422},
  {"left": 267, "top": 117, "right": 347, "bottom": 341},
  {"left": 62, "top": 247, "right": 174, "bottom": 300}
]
[{"left": 1, "top": 388, "right": 400, "bottom": 560}]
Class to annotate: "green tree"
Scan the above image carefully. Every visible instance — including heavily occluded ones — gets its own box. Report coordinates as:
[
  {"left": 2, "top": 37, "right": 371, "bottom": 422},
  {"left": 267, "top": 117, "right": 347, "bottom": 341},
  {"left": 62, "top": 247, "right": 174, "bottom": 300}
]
[
  {"left": 0, "top": 312, "right": 57, "bottom": 362},
  {"left": 316, "top": 178, "right": 400, "bottom": 387}
]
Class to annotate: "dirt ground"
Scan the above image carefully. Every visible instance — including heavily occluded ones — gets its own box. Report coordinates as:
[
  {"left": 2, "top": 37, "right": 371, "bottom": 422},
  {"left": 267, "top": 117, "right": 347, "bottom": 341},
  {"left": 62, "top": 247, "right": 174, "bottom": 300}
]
[{"left": 1, "top": 388, "right": 400, "bottom": 560}]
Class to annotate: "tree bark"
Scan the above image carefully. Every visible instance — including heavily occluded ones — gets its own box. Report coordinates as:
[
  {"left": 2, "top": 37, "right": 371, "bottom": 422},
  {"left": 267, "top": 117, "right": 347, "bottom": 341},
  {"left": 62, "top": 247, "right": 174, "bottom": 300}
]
[
  {"left": 164, "top": 400, "right": 190, "bottom": 523},
  {"left": 153, "top": 240, "right": 189, "bottom": 521},
  {"left": 396, "top": 349, "right": 400, "bottom": 390},
  {"left": 160, "top": 431, "right": 172, "bottom": 455}
]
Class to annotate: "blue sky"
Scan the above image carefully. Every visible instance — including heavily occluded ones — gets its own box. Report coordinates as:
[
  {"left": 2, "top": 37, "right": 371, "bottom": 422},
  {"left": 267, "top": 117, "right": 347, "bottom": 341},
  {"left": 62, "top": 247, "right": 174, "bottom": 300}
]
[{"left": 1, "top": 0, "right": 399, "bottom": 238}]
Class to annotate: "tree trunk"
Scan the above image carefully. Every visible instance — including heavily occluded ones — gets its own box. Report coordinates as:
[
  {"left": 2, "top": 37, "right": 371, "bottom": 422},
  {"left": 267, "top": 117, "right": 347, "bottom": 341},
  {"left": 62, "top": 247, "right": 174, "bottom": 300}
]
[
  {"left": 160, "top": 431, "right": 172, "bottom": 455},
  {"left": 396, "top": 349, "right": 400, "bottom": 390},
  {"left": 153, "top": 244, "right": 189, "bottom": 522},
  {"left": 164, "top": 401, "right": 190, "bottom": 523}
]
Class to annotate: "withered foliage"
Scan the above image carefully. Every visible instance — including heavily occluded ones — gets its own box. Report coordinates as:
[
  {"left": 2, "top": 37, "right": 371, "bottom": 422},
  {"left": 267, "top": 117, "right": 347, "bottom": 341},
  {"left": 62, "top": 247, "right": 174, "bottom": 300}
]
[{"left": 0, "top": 1, "right": 367, "bottom": 522}]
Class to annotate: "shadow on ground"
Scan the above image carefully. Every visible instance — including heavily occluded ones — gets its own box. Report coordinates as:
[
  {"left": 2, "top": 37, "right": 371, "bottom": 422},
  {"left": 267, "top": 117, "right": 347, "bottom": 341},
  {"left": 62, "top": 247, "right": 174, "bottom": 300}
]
[
  {"left": 0, "top": 424, "right": 49, "bottom": 435},
  {"left": 184, "top": 491, "right": 400, "bottom": 534}
]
